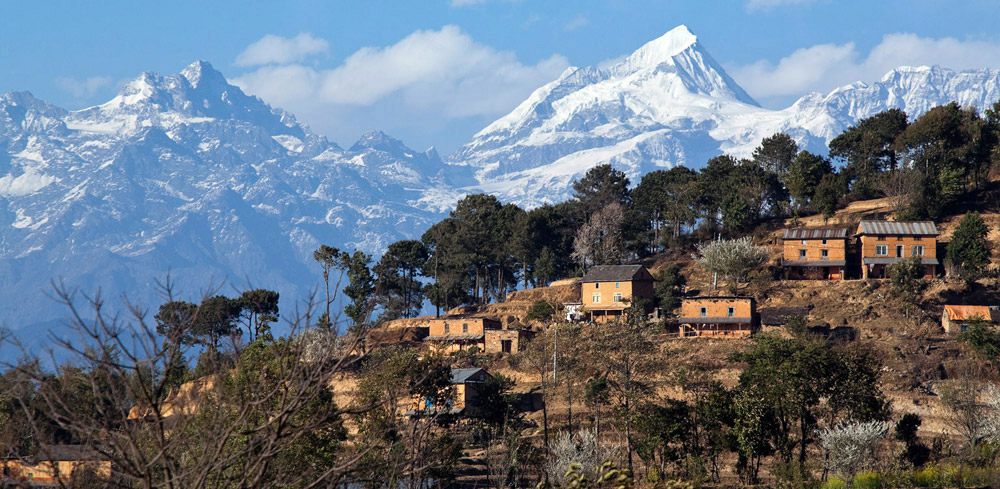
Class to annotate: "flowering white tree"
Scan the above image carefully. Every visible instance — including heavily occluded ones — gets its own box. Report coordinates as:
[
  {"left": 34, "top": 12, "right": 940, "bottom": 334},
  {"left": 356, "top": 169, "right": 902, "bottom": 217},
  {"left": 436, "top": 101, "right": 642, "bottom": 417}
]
[
  {"left": 694, "top": 237, "right": 770, "bottom": 291},
  {"left": 819, "top": 420, "right": 891, "bottom": 480}
]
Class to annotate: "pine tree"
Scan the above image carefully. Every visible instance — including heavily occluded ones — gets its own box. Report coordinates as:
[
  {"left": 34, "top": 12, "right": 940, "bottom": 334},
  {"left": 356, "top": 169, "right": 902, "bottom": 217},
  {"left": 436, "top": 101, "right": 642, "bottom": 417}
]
[{"left": 946, "top": 212, "right": 991, "bottom": 280}]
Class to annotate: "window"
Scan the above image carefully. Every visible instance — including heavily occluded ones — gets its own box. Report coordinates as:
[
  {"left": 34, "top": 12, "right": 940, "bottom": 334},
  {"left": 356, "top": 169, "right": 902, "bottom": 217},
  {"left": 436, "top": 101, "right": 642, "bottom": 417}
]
[
  {"left": 801, "top": 240, "right": 807, "bottom": 245},
  {"left": 501, "top": 340, "right": 512, "bottom": 353},
  {"left": 912, "top": 245, "right": 924, "bottom": 256},
  {"left": 897, "top": 236, "right": 904, "bottom": 241},
  {"left": 896, "top": 245, "right": 904, "bottom": 257},
  {"left": 462, "top": 323, "right": 469, "bottom": 334},
  {"left": 875, "top": 245, "right": 888, "bottom": 256},
  {"left": 444, "top": 323, "right": 450, "bottom": 334},
  {"left": 821, "top": 249, "right": 829, "bottom": 260},
  {"left": 727, "top": 307, "right": 735, "bottom": 317},
  {"left": 822, "top": 239, "right": 827, "bottom": 245},
  {"left": 592, "top": 293, "right": 601, "bottom": 303},
  {"left": 615, "top": 282, "right": 620, "bottom": 288},
  {"left": 613, "top": 293, "right": 623, "bottom": 302},
  {"left": 595, "top": 283, "right": 599, "bottom": 289},
  {"left": 799, "top": 249, "right": 807, "bottom": 259},
  {"left": 699, "top": 307, "right": 707, "bottom": 317}
]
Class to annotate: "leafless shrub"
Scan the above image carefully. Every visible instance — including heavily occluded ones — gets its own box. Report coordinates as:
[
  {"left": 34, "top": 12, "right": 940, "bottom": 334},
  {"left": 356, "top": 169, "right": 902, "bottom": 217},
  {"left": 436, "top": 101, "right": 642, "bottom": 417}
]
[{"left": 547, "top": 429, "right": 620, "bottom": 486}]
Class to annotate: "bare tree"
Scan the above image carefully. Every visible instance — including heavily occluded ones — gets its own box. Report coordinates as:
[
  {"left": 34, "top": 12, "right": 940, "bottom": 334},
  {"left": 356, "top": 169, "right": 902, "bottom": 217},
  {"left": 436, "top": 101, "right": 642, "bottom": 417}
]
[
  {"left": 0, "top": 276, "right": 417, "bottom": 489},
  {"left": 877, "top": 169, "right": 920, "bottom": 217},
  {"left": 572, "top": 202, "right": 625, "bottom": 270}
]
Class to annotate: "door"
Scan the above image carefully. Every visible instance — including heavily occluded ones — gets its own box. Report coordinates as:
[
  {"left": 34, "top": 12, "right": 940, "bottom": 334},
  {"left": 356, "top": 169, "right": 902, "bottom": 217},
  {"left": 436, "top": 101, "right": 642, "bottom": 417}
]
[
  {"left": 501, "top": 340, "right": 512, "bottom": 353},
  {"left": 896, "top": 245, "right": 903, "bottom": 257}
]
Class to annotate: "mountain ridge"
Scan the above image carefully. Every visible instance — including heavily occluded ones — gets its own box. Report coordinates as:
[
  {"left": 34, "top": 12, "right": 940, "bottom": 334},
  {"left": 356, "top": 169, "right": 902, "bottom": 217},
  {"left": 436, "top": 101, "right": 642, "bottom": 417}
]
[{"left": 3, "top": 30, "right": 1000, "bottom": 340}]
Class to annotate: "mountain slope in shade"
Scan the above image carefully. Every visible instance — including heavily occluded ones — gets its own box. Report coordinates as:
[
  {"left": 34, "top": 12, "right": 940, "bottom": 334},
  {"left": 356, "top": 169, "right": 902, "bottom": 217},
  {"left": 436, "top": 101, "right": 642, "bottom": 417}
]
[
  {"left": 0, "top": 62, "right": 453, "bottom": 336},
  {"left": 450, "top": 26, "right": 1000, "bottom": 208}
]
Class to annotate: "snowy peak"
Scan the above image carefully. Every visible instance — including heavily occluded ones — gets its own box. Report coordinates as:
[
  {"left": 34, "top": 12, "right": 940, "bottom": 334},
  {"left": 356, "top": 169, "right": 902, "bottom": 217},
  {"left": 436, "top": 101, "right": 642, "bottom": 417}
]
[
  {"left": 350, "top": 130, "right": 411, "bottom": 154},
  {"left": 618, "top": 24, "right": 698, "bottom": 72},
  {"left": 179, "top": 60, "right": 227, "bottom": 89}
]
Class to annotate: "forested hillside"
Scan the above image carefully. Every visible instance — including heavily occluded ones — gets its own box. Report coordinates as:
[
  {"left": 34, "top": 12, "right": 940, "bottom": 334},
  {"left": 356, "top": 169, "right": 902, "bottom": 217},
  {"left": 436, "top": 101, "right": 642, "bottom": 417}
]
[{"left": 2, "top": 100, "right": 1000, "bottom": 489}]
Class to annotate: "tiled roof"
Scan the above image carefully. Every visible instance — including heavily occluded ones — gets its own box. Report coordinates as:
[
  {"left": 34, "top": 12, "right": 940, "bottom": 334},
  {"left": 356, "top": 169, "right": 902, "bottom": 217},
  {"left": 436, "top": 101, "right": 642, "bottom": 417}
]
[
  {"left": 856, "top": 220, "right": 938, "bottom": 236},
  {"left": 581, "top": 265, "right": 649, "bottom": 282},
  {"left": 783, "top": 227, "right": 849, "bottom": 240},
  {"left": 943, "top": 305, "right": 994, "bottom": 321},
  {"left": 33, "top": 444, "right": 102, "bottom": 462}
]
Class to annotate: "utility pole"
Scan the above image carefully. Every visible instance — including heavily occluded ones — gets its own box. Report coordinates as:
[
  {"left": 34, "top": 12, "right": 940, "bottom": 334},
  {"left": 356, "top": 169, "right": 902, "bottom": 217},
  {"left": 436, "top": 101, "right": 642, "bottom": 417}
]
[{"left": 552, "top": 327, "right": 558, "bottom": 382}]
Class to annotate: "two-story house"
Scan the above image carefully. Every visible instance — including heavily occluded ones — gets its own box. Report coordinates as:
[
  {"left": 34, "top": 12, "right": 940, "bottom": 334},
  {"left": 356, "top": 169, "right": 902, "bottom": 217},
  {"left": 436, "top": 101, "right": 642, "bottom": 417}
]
[
  {"left": 855, "top": 220, "right": 938, "bottom": 279},
  {"left": 422, "top": 315, "right": 531, "bottom": 354},
  {"left": 781, "top": 227, "right": 850, "bottom": 280},
  {"left": 580, "top": 265, "right": 655, "bottom": 322},
  {"left": 675, "top": 296, "right": 759, "bottom": 337}
]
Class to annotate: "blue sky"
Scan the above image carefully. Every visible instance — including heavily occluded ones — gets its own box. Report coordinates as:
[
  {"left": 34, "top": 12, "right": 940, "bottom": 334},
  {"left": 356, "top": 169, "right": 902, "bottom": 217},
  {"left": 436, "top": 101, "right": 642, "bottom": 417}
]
[{"left": 3, "top": 0, "right": 1000, "bottom": 153}]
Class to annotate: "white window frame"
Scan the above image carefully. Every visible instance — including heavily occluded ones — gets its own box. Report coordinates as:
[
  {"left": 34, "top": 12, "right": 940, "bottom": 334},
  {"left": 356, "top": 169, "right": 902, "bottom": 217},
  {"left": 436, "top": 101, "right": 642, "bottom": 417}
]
[
  {"left": 799, "top": 249, "right": 807, "bottom": 259},
  {"left": 801, "top": 240, "right": 807, "bottom": 245},
  {"left": 613, "top": 292, "right": 623, "bottom": 302},
  {"left": 699, "top": 307, "right": 707, "bottom": 317},
  {"left": 462, "top": 323, "right": 469, "bottom": 334},
  {"left": 727, "top": 307, "right": 735, "bottom": 317},
  {"left": 821, "top": 249, "right": 829, "bottom": 260},
  {"left": 875, "top": 245, "right": 888, "bottom": 256},
  {"left": 912, "top": 245, "right": 924, "bottom": 256},
  {"left": 592, "top": 293, "right": 601, "bottom": 303}
]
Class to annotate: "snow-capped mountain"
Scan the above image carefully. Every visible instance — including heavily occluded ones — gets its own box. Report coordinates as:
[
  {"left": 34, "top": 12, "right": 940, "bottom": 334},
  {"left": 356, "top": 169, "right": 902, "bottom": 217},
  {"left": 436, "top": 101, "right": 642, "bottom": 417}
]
[
  {"left": 0, "top": 61, "right": 453, "bottom": 337},
  {"left": 3, "top": 26, "right": 1000, "bottom": 340},
  {"left": 451, "top": 25, "right": 1000, "bottom": 207}
]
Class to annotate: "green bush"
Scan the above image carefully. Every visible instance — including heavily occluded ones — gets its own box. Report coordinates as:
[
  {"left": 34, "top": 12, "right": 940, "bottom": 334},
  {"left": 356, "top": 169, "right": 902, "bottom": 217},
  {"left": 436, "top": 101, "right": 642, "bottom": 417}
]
[
  {"left": 912, "top": 465, "right": 941, "bottom": 488},
  {"left": 525, "top": 299, "right": 555, "bottom": 322},
  {"left": 853, "top": 471, "right": 882, "bottom": 489},
  {"left": 821, "top": 476, "right": 847, "bottom": 489}
]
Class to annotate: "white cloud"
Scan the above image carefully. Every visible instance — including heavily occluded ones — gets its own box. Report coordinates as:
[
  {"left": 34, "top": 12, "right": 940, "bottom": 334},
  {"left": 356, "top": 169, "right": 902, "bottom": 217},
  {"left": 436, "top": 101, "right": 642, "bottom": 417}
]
[
  {"left": 235, "top": 33, "right": 329, "bottom": 67},
  {"left": 54, "top": 76, "right": 112, "bottom": 99},
  {"left": 564, "top": 15, "right": 589, "bottom": 32},
  {"left": 730, "top": 33, "right": 1000, "bottom": 102},
  {"left": 746, "top": 0, "right": 822, "bottom": 11},
  {"left": 233, "top": 25, "right": 568, "bottom": 123}
]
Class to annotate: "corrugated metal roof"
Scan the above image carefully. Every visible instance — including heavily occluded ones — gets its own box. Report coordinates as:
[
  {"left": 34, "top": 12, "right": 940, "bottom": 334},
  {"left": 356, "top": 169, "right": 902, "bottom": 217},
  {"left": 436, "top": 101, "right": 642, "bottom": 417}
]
[
  {"left": 781, "top": 260, "right": 847, "bottom": 267},
  {"left": 581, "top": 265, "right": 650, "bottom": 282},
  {"left": 783, "top": 227, "right": 849, "bottom": 240},
  {"left": 944, "top": 305, "right": 993, "bottom": 321},
  {"left": 857, "top": 220, "right": 938, "bottom": 236},
  {"left": 450, "top": 368, "right": 487, "bottom": 384},
  {"left": 862, "top": 257, "right": 939, "bottom": 265}
]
